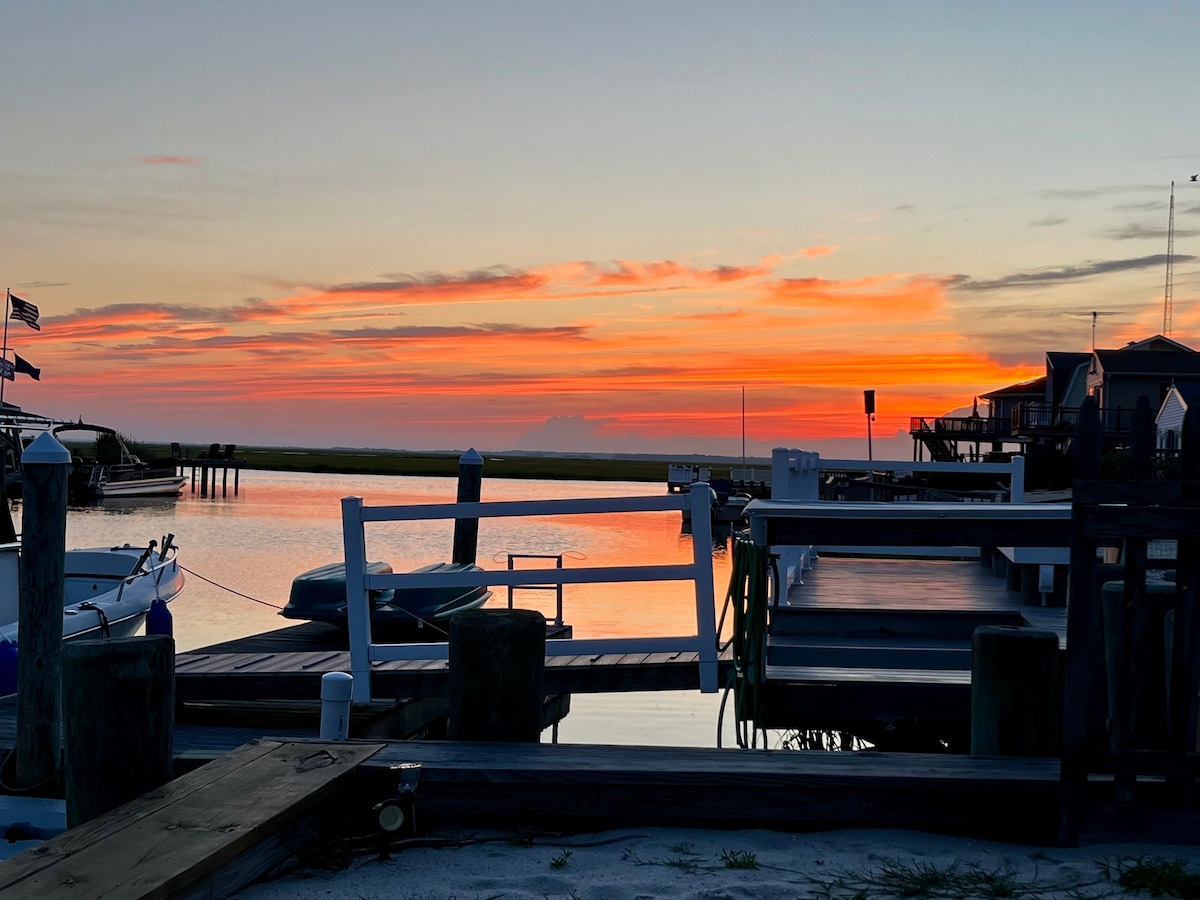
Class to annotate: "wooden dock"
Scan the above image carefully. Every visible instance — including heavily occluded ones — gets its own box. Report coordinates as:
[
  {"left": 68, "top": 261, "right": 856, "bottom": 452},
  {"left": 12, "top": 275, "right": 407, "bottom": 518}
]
[
  {"left": 171, "top": 620, "right": 735, "bottom": 704},
  {"left": 752, "top": 555, "right": 1068, "bottom": 747},
  {"left": 0, "top": 737, "right": 1067, "bottom": 899}
]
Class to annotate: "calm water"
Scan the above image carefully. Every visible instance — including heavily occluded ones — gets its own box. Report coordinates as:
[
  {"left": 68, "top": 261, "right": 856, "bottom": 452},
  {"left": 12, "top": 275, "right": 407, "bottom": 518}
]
[{"left": 39, "top": 470, "right": 742, "bottom": 747}]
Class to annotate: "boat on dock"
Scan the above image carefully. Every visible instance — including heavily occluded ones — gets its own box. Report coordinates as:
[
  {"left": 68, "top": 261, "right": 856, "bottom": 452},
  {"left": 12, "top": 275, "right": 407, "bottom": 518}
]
[{"left": 280, "top": 560, "right": 491, "bottom": 629}]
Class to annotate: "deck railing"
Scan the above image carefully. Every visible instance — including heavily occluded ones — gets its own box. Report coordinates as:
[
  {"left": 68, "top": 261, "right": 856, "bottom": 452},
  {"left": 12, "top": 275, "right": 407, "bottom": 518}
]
[{"left": 341, "top": 487, "right": 719, "bottom": 703}]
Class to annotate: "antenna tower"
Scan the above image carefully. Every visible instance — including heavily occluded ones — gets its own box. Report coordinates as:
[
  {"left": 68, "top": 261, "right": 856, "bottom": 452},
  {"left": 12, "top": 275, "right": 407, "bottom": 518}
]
[{"left": 1164, "top": 181, "right": 1175, "bottom": 336}]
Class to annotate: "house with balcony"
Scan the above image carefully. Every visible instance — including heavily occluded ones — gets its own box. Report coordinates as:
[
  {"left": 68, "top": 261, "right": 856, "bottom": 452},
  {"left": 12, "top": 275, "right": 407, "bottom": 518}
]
[{"left": 910, "top": 335, "right": 1200, "bottom": 461}]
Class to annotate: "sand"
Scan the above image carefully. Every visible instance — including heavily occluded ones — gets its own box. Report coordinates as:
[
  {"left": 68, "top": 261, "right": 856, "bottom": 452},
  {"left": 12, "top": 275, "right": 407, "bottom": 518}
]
[{"left": 232, "top": 825, "right": 1200, "bottom": 899}]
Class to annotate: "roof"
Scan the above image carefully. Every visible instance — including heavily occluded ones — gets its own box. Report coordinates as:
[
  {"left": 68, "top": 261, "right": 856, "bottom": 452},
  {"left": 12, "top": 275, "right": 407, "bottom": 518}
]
[
  {"left": 1120, "top": 335, "right": 1194, "bottom": 353},
  {"left": 1170, "top": 382, "right": 1200, "bottom": 407},
  {"left": 1093, "top": 349, "right": 1200, "bottom": 376},
  {"left": 979, "top": 376, "right": 1046, "bottom": 400},
  {"left": 1046, "top": 351, "right": 1091, "bottom": 371}
]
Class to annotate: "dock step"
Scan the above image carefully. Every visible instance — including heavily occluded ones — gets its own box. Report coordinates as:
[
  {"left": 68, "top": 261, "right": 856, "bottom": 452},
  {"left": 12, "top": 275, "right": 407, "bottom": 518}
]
[
  {"left": 768, "top": 607, "right": 1024, "bottom": 641},
  {"left": 766, "top": 636, "right": 972, "bottom": 671}
]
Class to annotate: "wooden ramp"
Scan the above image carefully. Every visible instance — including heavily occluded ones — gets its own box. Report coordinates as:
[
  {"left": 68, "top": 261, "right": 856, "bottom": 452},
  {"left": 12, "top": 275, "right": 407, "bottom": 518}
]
[{"left": 0, "top": 740, "right": 383, "bottom": 900}]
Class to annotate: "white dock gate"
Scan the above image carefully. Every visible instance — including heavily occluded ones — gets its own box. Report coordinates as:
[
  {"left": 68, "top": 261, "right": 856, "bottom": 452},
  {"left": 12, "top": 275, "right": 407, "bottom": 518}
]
[{"left": 341, "top": 486, "right": 720, "bottom": 703}]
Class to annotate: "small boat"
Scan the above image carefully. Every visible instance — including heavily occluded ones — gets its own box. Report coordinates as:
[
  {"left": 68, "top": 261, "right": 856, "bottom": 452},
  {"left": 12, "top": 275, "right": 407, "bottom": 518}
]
[
  {"left": 0, "top": 535, "right": 186, "bottom": 646},
  {"left": 80, "top": 434, "right": 186, "bottom": 499},
  {"left": 280, "top": 560, "right": 491, "bottom": 628},
  {"left": 85, "top": 466, "right": 187, "bottom": 499}
]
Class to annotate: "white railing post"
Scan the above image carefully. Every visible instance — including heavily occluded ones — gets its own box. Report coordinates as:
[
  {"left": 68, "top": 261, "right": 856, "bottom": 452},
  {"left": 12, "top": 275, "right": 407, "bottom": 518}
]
[
  {"left": 1009, "top": 455, "right": 1025, "bottom": 503},
  {"left": 341, "top": 496, "right": 373, "bottom": 702},
  {"left": 688, "top": 483, "right": 718, "bottom": 693}
]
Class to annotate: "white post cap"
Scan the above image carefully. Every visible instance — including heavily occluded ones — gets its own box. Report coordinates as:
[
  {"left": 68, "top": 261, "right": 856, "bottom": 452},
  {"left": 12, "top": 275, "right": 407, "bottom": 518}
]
[
  {"left": 21, "top": 431, "right": 71, "bottom": 465},
  {"left": 320, "top": 671, "right": 354, "bottom": 702}
]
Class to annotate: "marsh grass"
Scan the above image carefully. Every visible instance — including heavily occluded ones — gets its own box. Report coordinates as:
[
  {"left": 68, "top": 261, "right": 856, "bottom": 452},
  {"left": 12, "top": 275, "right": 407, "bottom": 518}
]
[
  {"left": 1098, "top": 857, "right": 1200, "bottom": 898},
  {"left": 145, "top": 442, "right": 680, "bottom": 483},
  {"left": 808, "top": 857, "right": 1107, "bottom": 900}
]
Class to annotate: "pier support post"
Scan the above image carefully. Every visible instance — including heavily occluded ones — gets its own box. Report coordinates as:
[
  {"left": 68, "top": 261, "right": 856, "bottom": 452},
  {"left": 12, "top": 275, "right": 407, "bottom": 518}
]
[
  {"left": 62, "top": 635, "right": 174, "bottom": 827},
  {"left": 452, "top": 448, "right": 484, "bottom": 566},
  {"left": 448, "top": 609, "right": 545, "bottom": 741},
  {"left": 15, "top": 432, "right": 70, "bottom": 792},
  {"left": 971, "top": 625, "right": 1060, "bottom": 756}
]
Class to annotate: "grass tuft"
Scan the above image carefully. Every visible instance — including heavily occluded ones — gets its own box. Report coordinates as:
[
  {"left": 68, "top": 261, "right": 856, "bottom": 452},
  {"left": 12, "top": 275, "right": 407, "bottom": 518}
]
[
  {"left": 1100, "top": 857, "right": 1200, "bottom": 898},
  {"left": 720, "top": 848, "right": 760, "bottom": 870}
]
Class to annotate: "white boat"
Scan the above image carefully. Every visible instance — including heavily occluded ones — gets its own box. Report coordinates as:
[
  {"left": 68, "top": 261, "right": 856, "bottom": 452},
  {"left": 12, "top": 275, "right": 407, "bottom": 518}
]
[
  {"left": 77, "top": 431, "right": 186, "bottom": 499},
  {"left": 86, "top": 466, "right": 187, "bottom": 498},
  {"left": 0, "top": 535, "right": 185, "bottom": 646}
]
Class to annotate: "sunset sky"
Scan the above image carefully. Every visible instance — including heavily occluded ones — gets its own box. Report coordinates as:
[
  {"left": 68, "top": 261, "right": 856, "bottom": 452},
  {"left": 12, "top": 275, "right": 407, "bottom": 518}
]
[{"left": 2, "top": 2, "right": 1199, "bottom": 458}]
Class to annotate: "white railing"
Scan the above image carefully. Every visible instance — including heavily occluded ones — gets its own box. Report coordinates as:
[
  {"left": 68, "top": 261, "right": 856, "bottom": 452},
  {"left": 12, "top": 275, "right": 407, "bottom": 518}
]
[{"left": 341, "top": 486, "right": 719, "bottom": 703}]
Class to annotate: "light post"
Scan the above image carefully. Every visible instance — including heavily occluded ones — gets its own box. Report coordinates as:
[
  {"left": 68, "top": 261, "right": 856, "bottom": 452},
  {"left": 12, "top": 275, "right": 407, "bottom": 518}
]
[{"left": 864, "top": 390, "right": 876, "bottom": 462}]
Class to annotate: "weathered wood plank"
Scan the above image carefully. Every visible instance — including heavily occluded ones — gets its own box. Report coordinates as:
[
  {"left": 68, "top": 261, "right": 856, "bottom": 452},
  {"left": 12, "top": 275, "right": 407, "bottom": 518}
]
[{"left": 0, "top": 741, "right": 384, "bottom": 900}]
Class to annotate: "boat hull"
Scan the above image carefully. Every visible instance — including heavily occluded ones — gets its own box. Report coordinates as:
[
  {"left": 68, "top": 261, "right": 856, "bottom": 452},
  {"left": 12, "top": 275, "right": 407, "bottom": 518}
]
[
  {"left": 96, "top": 476, "right": 187, "bottom": 498},
  {"left": 281, "top": 560, "right": 490, "bottom": 627},
  {"left": 1, "top": 542, "right": 186, "bottom": 646}
]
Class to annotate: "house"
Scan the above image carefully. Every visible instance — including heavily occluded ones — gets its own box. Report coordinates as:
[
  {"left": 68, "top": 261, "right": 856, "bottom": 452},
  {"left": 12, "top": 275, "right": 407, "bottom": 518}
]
[
  {"left": 911, "top": 335, "right": 1200, "bottom": 461},
  {"left": 1156, "top": 382, "right": 1200, "bottom": 451}
]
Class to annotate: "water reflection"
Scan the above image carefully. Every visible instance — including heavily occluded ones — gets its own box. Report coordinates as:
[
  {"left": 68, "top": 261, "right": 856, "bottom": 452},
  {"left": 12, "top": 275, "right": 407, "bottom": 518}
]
[{"left": 55, "top": 471, "right": 734, "bottom": 657}]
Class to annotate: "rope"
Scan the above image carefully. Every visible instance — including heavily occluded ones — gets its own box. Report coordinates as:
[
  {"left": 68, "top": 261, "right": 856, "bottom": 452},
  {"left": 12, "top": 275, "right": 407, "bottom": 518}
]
[
  {"left": 179, "top": 565, "right": 283, "bottom": 610},
  {"left": 178, "top": 565, "right": 456, "bottom": 637}
]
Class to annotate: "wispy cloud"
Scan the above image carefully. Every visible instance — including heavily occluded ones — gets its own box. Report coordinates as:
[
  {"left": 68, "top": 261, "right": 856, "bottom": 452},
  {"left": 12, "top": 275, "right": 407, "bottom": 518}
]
[
  {"left": 1104, "top": 223, "right": 1200, "bottom": 241},
  {"left": 1034, "top": 184, "right": 1161, "bottom": 201},
  {"left": 138, "top": 155, "right": 204, "bottom": 165},
  {"left": 1030, "top": 217, "right": 1067, "bottom": 227},
  {"left": 953, "top": 254, "right": 1191, "bottom": 292}
]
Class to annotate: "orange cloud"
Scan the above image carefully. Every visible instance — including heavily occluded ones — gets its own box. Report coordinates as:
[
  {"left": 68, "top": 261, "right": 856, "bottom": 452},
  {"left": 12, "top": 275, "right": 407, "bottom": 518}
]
[{"left": 18, "top": 249, "right": 1054, "bottom": 451}]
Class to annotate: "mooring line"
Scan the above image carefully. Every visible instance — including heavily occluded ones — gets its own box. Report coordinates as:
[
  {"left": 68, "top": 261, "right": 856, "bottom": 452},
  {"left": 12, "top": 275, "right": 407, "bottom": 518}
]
[{"left": 179, "top": 565, "right": 284, "bottom": 610}]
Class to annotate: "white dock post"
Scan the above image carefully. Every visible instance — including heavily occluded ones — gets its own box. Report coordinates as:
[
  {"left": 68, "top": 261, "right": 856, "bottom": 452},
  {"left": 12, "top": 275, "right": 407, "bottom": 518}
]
[
  {"left": 1009, "top": 455, "right": 1025, "bottom": 503},
  {"left": 319, "top": 672, "right": 353, "bottom": 739},
  {"left": 689, "top": 483, "right": 719, "bottom": 693},
  {"left": 341, "top": 496, "right": 373, "bottom": 703}
]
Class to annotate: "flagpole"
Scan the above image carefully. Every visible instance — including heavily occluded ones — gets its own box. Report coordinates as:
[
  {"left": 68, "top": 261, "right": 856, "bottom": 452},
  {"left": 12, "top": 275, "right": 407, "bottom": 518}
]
[
  {"left": 1, "top": 290, "right": 8, "bottom": 507},
  {"left": 1, "top": 289, "right": 10, "bottom": 411}
]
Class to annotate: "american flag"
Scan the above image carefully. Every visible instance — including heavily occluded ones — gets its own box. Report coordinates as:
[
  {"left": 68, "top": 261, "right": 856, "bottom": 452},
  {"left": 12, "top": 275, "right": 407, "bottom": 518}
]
[{"left": 8, "top": 294, "right": 40, "bottom": 331}]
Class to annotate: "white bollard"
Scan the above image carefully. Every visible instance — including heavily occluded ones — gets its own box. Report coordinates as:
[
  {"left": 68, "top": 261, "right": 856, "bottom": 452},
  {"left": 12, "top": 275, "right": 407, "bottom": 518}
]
[{"left": 319, "top": 671, "right": 354, "bottom": 740}]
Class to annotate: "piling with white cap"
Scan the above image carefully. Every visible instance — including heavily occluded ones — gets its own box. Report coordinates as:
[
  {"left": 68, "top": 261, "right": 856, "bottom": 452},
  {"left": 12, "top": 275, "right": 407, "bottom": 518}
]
[{"left": 319, "top": 671, "right": 354, "bottom": 739}]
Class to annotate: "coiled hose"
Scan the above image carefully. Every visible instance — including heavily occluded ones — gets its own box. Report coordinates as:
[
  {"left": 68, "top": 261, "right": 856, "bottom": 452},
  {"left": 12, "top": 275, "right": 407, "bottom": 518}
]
[{"left": 717, "top": 535, "right": 770, "bottom": 749}]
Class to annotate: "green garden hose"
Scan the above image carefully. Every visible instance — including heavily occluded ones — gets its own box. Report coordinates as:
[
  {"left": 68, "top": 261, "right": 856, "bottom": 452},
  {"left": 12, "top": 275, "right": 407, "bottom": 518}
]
[{"left": 717, "top": 536, "right": 770, "bottom": 748}]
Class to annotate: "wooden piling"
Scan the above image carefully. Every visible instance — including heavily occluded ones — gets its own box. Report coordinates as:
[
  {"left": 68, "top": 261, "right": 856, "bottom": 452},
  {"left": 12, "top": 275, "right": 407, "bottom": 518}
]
[
  {"left": 451, "top": 448, "right": 484, "bottom": 566},
  {"left": 62, "top": 636, "right": 175, "bottom": 828},
  {"left": 971, "top": 625, "right": 1060, "bottom": 756},
  {"left": 448, "top": 609, "right": 545, "bottom": 742},
  {"left": 15, "top": 432, "right": 71, "bottom": 792}
]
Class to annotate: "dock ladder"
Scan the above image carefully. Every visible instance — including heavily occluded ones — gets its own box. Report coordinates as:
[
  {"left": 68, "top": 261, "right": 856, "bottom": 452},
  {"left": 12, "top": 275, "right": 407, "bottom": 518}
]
[{"left": 506, "top": 553, "right": 564, "bottom": 626}]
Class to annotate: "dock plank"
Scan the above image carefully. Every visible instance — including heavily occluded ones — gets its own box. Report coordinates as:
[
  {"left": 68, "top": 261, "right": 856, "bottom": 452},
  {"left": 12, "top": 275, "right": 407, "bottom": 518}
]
[{"left": 0, "top": 740, "right": 384, "bottom": 900}]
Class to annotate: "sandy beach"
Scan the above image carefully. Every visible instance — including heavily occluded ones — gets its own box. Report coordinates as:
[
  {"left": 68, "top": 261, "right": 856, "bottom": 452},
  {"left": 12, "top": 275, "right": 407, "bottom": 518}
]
[{"left": 232, "top": 825, "right": 1200, "bottom": 899}]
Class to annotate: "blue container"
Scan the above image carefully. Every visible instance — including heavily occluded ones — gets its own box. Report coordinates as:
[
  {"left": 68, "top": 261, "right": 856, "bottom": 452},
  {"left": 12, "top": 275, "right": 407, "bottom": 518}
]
[
  {"left": 146, "top": 596, "right": 173, "bottom": 638},
  {"left": 0, "top": 639, "right": 17, "bottom": 696}
]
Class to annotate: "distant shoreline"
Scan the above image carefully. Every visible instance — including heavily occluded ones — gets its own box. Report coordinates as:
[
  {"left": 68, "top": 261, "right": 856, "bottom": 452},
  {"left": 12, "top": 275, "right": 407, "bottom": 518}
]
[{"left": 143, "top": 443, "right": 766, "bottom": 484}]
